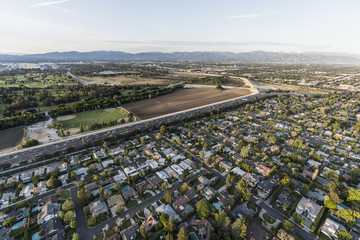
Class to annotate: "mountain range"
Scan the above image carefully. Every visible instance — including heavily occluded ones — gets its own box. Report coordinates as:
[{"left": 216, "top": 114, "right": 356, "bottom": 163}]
[{"left": 1, "top": 51, "right": 360, "bottom": 64}]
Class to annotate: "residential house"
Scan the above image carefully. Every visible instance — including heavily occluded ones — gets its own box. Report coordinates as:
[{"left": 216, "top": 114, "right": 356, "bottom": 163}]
[
  {"left": 124, "top": 166, "right": 139, "bottom": 177},
  {"left": 20, "top": 172, "right": 32, "bottom": 183},
  {"left": 93, "top": 149, "right": 107, "bottom": 159},
  {"left": 231, "top": 167, "right": 246, "bottom": 176},
  {"left": 58, "top": 174, "right": 68, "bottom": 185},
  {"left": 20, "top": 183, "right": 36, "bottom": 198},
  {"left": 155, "top": 204, "right": 180, "bottom": 221},
  {"left": 256, "top": 164, "right": 272, "bottom": 176},
  {"left": 107, "top": 194, "right": 125, "bottom": 208},
  {"left": 296, "top": 197, "right": 322, "bottom": 222},
  {"left": 120, "top": 224, "right": 139, "bottom": 240},
  {"left": 141, "top": 213, "right": 158, "bottom": 232},
  {"left": 198, "top": 176, "right": 210, "bottom": 185},
  {"left": 88, "top": 199, "right": 108, "bottom": 217},
  {"left": 69, "top": 155, "right": 79, "bottom": 167},
  {"left": 38, "top": 203, "right": 61, "bottom": 224},
  {"left": 121, "top": 186, "right": 136, "bottom": 199},
  {"left": 219, "top": 161, "right": 233, "bottom": 171},
  {"left": 321, "top": 217, "right": 346, "bottom": 239},
  {"left": 242, "top": 172, "right": 259, "bottom": 187},
  {"left": 59, "top": 163, "right": 68, "bottom": 172},
  {"left": 84, "top": 182, "right": 98, "bottom": 196}
]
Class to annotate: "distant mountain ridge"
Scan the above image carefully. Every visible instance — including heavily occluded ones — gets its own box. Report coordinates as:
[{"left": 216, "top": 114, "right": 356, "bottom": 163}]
[{"left": 1, "top": 50, "right": 360, "bottom": 63}]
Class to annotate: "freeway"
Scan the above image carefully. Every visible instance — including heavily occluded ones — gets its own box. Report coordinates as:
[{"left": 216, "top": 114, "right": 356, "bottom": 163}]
[{"left": 0, "top": 91, "right": 271, "bottom": 167}]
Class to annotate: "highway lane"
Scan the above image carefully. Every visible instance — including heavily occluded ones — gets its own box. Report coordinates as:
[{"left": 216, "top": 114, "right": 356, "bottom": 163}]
[{"left": 0, "top": 91, "right": 270, "bottom": 166}]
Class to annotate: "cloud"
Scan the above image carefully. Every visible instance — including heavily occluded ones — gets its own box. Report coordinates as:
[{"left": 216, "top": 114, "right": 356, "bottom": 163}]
[
  {"left": 28, "top": 0, "right": 69, "bottom": 8},
  {"left": 224, "top": 13, "right": 268, "bottom": 19}
]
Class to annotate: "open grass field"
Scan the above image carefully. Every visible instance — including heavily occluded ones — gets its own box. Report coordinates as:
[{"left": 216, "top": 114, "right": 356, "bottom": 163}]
[
  {"left": 0, "top": 126, "right": 24, "bottom": 150},
  {"left": 79, "top": 76, "right": 172, "bottom": 86},
  {"left": 59, "top": 108, "right": 129, "bottom": 130},
  {"left": 0, "top": 74, "right": 75, "bottom": 88},
  {"left": 123, "top": 87, "right": 251, "bottom": 119}
]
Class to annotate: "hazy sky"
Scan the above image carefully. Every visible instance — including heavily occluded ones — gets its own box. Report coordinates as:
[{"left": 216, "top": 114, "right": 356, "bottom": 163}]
[{"left": 1, "top": 0, "right": 360, "bottom": 54}]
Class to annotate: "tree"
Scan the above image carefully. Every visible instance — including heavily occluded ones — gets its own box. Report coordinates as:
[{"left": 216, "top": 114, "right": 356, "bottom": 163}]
[
  {"left": 72, "top": 234, "right": 80, "bottom": 240},
  {"left": 179, "top": 183, "right": 188, "bottom": 194},
  {"left": 324, "top": 199, "right": 337, "bottom": 214},
  {"left": 336, "top": 229, "right": 352, "bottom": 240},
  {"left": 70, "top": 219, "right": 77, "bottom": 229},
  {"left": 277, "top": 229, "right": 294, "bottom": 240},
  {"left": 280, "top": 175, "right": 291, "bottom": 187},
  {"left": 226, "top": 174, "right": 232, "bottom": 189},
  {"left": 235, "top": 179, "right": 251, "bottom": 203},
  {"left": 164, "top": 190, "right": 172, "bottom": 204},
  {"left": 160, "top": 125, "right": 167, "bottom": 135},
  {"left": 215, "top": 211, "right": 231, "bottom": 233},
  {"left": 282, "top": 220, "right": 294, "bottom": 232},
  {"left": 336, "top": 208, "right": 360, "bottom": 226},
  {"left": 240, "top": 147, "right": 249, "bottom": 158},
  {"left": 231, "top": 216, "right": 247, "bottom": 240},
  {"left": 197, "top": 200, "right": 210, "bottom": 219},
  {"left": 199, "top": 151, "right": 205, "bottom": 159},
  {"left": 292, "top": 213, "right": 303, "bottom": 225},
  {"left": 177, "top": 227, "right": 188, "bottom": 240},
  {"left": 77, "top": 188, "right": 88, "bottom": 206},
  {"left": 3, "top": 216, "right": 17, "bottom": 227},
  {"left": 167, "top": 216, "right": 176, "bottom": 233},
  {"left": 79, "top": 124, "right": 84, "bottom": 132},
  {"left": 216, "top": 79, "right": 223, "bottom": 90},
  {"left": 62, "top": 200, "right": 76, "bottom": 211},
  {"left": 63, "top": 211, "right": 75, "bottom": 224},
  {"left": 300, "top": 184, "right": 309, "bottom": 196}
]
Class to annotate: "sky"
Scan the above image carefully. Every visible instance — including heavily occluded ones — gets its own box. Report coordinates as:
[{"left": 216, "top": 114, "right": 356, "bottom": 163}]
[{"left": 1, "top": 0, "right": 360, "bottom": 54}]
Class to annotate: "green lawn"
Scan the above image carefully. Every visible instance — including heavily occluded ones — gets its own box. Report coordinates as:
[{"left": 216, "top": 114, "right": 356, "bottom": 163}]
[
  {"left": 126, "top": 199, "right": 138, "bottom": 209},
  {"left": 263, "top": 212, "right": 276, "bottom": 224},
  {"left": 58, "top": 190, "right": 70, "bottom": 199},
  {"left": 143, "top": 192, "right": 153, "bottom": 200},
  {"left": 60, "top": 108, "right": 129, "bottom": 130}
]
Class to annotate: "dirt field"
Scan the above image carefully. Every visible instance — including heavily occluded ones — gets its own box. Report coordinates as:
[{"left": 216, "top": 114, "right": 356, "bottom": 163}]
[
  {"left": 0, "top": 126, "right": 24, "bottom": 150},
  {"left": 57, "top": 115, "right": 76, "bottom": 121},
  {"left": 123, "top": 88, "right": 251, "bottom": 119},
  {"left": 79, "top": 76, "right": 172, "bottom": 86}
]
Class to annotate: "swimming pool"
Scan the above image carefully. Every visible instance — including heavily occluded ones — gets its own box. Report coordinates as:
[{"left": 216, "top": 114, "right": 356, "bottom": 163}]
[
  {"left": 121, "top": 185, "right": 130, "bottom": 191},
  {"left": 92, "top": 189, "right": 100, "bottom": 195},
  {"left": 213, "top": 203, "right": 221, "bottom": 211},
  {"left": 189, "top": 232, "right": 199, "bottom": 240},
  {"left": 23, "top": 209, "right": 29, "bottom": 217},
  {"left": 185, "top": 205, "right": 192, "bottom": 212},
  {"left": 32, "top": 232, "right": 40, "bottom": 240},
  {"left": 11, "top": 220, "right": 26, "bottom": 230},
  {"left": 32, "top": 206, "right": 41, "bottom": 213},
  {"left": 317, "top": 193, "right": 325, "bottom": 201},
  {"left": 106, "top": 184, "right": 114, "bottom": 190}
]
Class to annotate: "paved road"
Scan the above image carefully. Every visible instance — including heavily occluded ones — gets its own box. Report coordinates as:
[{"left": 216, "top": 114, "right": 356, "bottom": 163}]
[
  {"left": 255, "top": 198, "right": 317, "bottom": 240},
  {"left": 0, "top": 183, "right": 75, "bottom": 211},
  {"left": 72, "top": 169, "right": 207, "bottom": 240}
]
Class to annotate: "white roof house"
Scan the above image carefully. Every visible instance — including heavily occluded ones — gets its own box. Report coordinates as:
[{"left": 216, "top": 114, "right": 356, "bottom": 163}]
[
  {"left": 296, "top": 197, "right": 322, "bottom": 222},
  {"left": 170, "top": 164, "right": 184, "bottom": 175},
  {"left": 20, "top": 172, "right": 32, "bottom": 182},
  {"left": 164, "top": 167, "right": 178, "bottom": 178},
  {"left": 231, "top": 167, "right": 246, "bottom": 176},
  {"left": 178, "top": 161, "right": 191, "bottom": 170},
  {"left": 101, "top": 159, "right": 114, "bottom": 168},
  {"left": 155, "top": 171, "right": 169, "bottom": 180},
  {"left": 321, "top": 217, "right": 345, "bottom": 238},
  {"left": 124, "top": 166, "right": 139, "bottom": 177},
  {"left": 148, "top": 160, "right": 159, "bottom": 170},
  {"left": 155, "top": 204, "right": 180, "bottom": 221}
]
